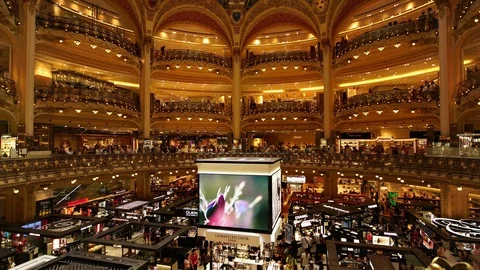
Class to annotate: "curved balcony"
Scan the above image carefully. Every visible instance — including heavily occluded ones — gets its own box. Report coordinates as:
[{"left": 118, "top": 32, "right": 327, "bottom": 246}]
[
  {"left": 35, "top": 13, "right": 140, "bottom": 57},
  {"left": 335, "top": 17, "right": 438, "bottom": 59},
  {"left": 0, "top": 75, "right": 18, "bottom": 110},
  {"left": 0, "top": 153, "right": 479, "bottom": 187},
  {"left": 153, "top": 100, "right": 231, "bottom": 116},
  {"left": 243, "top": 51, "right": 320, "bottom": 68},
  {"left": 335, "top": 86, "right": 440, "bottom": 116},
  {"left": 244, "top": 100, "right": 321, "bottom": 116},
  {"left": 457, "top": 69, "right": 480, "bottom": 104},
  {"left": 152, "top": 49, "right": 232, "bottom": 76},
  {"left": 455, "top": 0, "right": 477, "bottom": 25},
  {"left": 1, "top": 0, "right": 18, "bottom": 19},
  {"left": 35, "top": 70, "right": 140, "bottom": 112}
]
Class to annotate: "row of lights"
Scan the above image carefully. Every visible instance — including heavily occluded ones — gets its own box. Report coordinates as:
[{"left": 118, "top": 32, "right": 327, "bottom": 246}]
[
  {"left": 350, "top": 109, "right": 416, "bottom": 118},
  {"left": 59, "top": 39, "right": 128, "bottom": 62},
  {"left": 255, "top": 117, "right": 307, "bottom": 122},
  {"left": 254, "top": 66, "right": 309, "bottom": 74},
  {"left": 347, "top": 42, "right": 406, "bottom": 63},
  {"left": 167, "top": 117, "right": 219, "bottom": 122},
  {"left": 170, "top": 64, "right": 218, "bottom": 73},
  {"left": 60, "top": 109, "right": 128, "bottom": 118}
]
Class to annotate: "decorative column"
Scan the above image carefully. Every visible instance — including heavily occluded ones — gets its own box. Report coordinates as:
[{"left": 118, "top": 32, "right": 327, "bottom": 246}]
[
  {"left": 232, "top": 51, "right": 242, "bottom": 141},
  {"left": 135, "top": 172, "right": 151, "bottom": 199},
  {"left": 440, "top": 184, "right": 469, "bottom": 219},
  {"left": 322, "top": 41, "right": 334, "bottom": 142},
  {"left": 140, "top": 39, "right": 152, "bottom": 139},
  {"left": 20, "top": 0, "right": 36, "bottom": 138},
  {"left": 438, "top": 5, "right": 455, "bottom": 137},
  {"left": 323, "top": 171, "right": 338, "bottom": 198}
]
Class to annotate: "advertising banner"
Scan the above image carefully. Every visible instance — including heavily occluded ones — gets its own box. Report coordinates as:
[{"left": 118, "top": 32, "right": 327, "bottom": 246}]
[{"left": 271, "top": 169, "right": 282, "bottom": 228}]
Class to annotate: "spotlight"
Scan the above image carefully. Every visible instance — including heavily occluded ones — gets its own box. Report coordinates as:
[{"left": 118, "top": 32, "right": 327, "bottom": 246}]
[{"left": 458, "top": 186, "right": 463, "bottom": 191}]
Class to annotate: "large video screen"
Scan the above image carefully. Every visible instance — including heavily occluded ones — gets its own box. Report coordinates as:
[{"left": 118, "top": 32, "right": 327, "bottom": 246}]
[
  {"left": 271, "top": 170, "right": 282, "bottom": 228},
  {"left": 199, "top": 174, "right": 270, "bottom": 232}
]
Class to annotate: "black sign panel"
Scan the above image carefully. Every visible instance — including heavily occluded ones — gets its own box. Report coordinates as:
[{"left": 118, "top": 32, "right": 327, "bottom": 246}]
[
  {"left": 36, "top": 198, "right": 54, "bottom": 218},
  {"left": 175, "top": 209, "right": 199, "bottom": 218}
]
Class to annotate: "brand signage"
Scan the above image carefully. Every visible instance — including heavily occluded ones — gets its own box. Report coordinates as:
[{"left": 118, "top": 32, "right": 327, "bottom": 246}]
[
  {"left": 205, "top": 231, "right": 260, "bottom": 246},
  {"left": 286, "top": 176, "right": 306, "bottom": 183},
  {"left": 175, "top": 209, "right": 199, "bottom": 217},
  {"left": 35, "top": 198, "right": 54, "bottom": 218}
]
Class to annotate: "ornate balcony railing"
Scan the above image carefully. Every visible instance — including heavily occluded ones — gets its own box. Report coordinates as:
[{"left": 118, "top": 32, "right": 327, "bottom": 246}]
[
  {"left": 335, "top": 86, "right": 440, "bottom": 113},
  {"left": 153, "top": 49, "right": 232, "bottom": 68},
  {"left": 0, "top": 75, "right": 18, "bottom": 106},
  {"left": 456, "top": 69, "right": 480, "bottom": 104},
  {"left": 455, "top": 0, "right": 477, "bottom": 24},
  {"left": 35, "top": 85, "right": 140, "bottom": 112},
  {"left": 36, "top": 13, "right": 140, "bottom": 57},
  {"left": 0, "top": 153, "right": 479, "bottom": 184},
  {"left": 335, "top": 16, "right": 438, "bottom": 58},
  {"left": 2, "top": 0, "right": 18, "bottom": 19},
  {"left": 153, "top": 101, "right": 231, "bottom": 116},
  {"left": 243, "top": 51, "right": 319, "bottom": 68},
  {"left": 244, "top": 100, "right": 321, "bottom": 115}
]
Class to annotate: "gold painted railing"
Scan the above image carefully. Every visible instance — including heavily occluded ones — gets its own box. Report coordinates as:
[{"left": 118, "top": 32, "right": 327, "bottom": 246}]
[
  {"left": 153, "top": 49, "right": 232, "bottom": 68},
  {"left": 456, "top": 69, "right": 480, "bottom": 104},
  {"left": 0, "top": 152, "right": 479, "bottom": 183},
  {"left": 153, "top": 100, "right": 231, "bottom": 116},
  {"left": 35, "top": 85, "right": 140, "bottom": 112},
  {"left": 0, "top": 75, "right": 17, "bottom": 106},
  {"left": 335, "top": 16, "right": 438, "bottom": 58},
  {"left": 36, "top": 13, "right": 140, "bottom": 57},
  {"left": 335, "top": 86, "right": 440, "bottom": 113},
  {"left": 244, "top": 100, "right": 321, "bottom": 115},
  {"left": 243, "top": 51, "right": 319, "bottom": 68}
]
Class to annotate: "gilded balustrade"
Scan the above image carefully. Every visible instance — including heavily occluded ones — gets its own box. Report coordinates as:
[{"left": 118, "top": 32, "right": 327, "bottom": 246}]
[
  {"left": 154, "top": 101, "right": 231, "bottom": 116},
  {"left": 0, "top": 152, "right": 479, "bottom": 184},
  {"left": 245, "top": 100, "right": 320, "bottom": 115},
  {"left": 153, "top": 49, "right": 231, "bottom": 68},
  {"left": 36, "top": 13, "right": 140, "bottom": 57},
  {"left": 1, "top": 0, "right": 18, "bottom": 19},
  {"left": 0, "top": 75, "right": 18, "bottom": 107},
  {"left": 335, "top": 17, "right": 438, "bottom": 58},
  {"left": 243, "top": 51, "right": 319, "bottom": 68},
  {"left": 456, "top": 69, "right": 480, "bottom": 104},
  {"left": 335, "top": 87, "right": 440, "bottom": 113},
  {"left": 455, "top": 0, "right": 478, "bottom": 24},
  {"left": 35, "top": 85, "right": 140, "bottom": 112}
]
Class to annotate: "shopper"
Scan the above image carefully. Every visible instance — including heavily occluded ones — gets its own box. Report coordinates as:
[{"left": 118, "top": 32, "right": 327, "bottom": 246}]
[
  {"left": 301, "top": 249, "right": 311, "bottom": 268},
  {"left": 189, "top": 248, "right": 199, "bottom": 270},
  {"left": 184, "top": 253, "right": 191, "bottom": 270}
]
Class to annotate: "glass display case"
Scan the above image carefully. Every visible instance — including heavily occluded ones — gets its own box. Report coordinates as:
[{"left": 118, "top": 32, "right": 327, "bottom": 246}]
[{"left": 458, "top": 134, "right": 480, "bottom": 157}]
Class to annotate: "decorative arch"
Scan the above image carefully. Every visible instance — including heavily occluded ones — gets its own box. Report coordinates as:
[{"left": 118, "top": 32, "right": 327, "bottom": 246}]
[
  {"left": 241, "top": 9, "right": 320, "bottom": 49},
  {"left": 0, "top": 108, "right": 18, "bottom": 134},
  {"left": 153, "top": 2, "right": 234, "bottom": 48},
  {"left": 457, "top": 108, "right": 480, "bottom": 132},
  {"left": 326, "top": 0, "right": 372, "bottom": 41}
]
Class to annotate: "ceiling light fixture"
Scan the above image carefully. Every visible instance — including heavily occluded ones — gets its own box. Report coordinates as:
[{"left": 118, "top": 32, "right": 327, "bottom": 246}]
[
  {"left": 105, "top": 49, "right": 111, "bottom": 53},
  {"left": 117, "top": 113, "right": 122, "bottom": 117},
  {"left": 378, "top": 46, "right": 385, "bottom": 51},
  {"left": 353, "top": 113, "right": 358, "bottom": 117},
  {"left": 92, "top": 110, "right": 98, "bottom": 114},
  {"left": 75, "top": 109, "right": 81, "bottom": 113},
  {"left": 90, "top": 44, "right": 97, "bottom": 49},
  {"left": 106, "top": 111, "right": 112, "bottom": 115},
  {"left": 458, "top": 186, "right": 463, "bottom": 191},
  {"left": 411, "top": 110, "right": 416, "bottom": 113},
  {"left": 377, "top": 110, "right": 383, "bottom": 114},
  {"left": 394, "top": 43, "right": 401, "bottom": 48},
  {"left": 74, "top": 40, "right": 81, "bottom": 45},
  {"left": 263, "top": 89, "right": 284, "bottom": 93},
  {"left": 393, "top": 109, "right": 399, "bottom": 113},
  {"left": 353, "top": 55, "right": 359, "bottom": 59},
  {"left": 364, "top": 50, "right": 370, "bottom": 55},
  {"left": 116, "top": 53, "right": 122, "bottom": 57},
  {"left": 363, "top": 111, "right": 369, "bottom": 116},
  {"left": 271, "top": 67, "right": 277, "bottom": 70},
  {"left": 59, "top": 39, "right": 64, "bottom": 43}
]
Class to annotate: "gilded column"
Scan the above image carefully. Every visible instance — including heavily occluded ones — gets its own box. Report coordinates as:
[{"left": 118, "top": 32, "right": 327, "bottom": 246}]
[
  {"left": 140, "top": 38, "right": 152, "bottom": 139},
  {"left": 438, "top": 6, "right": 454, "bottom": 137},
  {"left": 322, "top": 41, "right": 334, "bottom": 142},
  {"left": 232, "top": 51, "right": 242, "bottom": 141},
  {"left": 21, "top": 0, "right": 36, "bottom": 137}
]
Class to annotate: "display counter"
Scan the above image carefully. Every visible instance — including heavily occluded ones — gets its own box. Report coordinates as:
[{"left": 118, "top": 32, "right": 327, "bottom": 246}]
[{"left": 155, "top": 257, "right": 177, "bottom": 270}]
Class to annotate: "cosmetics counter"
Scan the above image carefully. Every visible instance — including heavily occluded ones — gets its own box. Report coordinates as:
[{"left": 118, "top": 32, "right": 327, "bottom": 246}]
[
  {"left": 0, "top": 215, "right": 107, "bottom": 266},
  {"left": 407, "top": 210, "right": 480, "bottom": 257}
]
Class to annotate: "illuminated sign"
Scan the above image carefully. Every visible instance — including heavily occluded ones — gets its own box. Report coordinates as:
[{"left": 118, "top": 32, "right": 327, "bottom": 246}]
[
  {"left": 323, "top": 204, "right": 349, "bottom": 213},
  {"left": 205, "top": 231, "right": 260, "bottom": 246},
  {"left": 286, "top": 176, "right": 306, "bottom": 183}
]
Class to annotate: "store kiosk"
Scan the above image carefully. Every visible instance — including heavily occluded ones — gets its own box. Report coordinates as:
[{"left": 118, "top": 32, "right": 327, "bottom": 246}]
[{"left": 196, "top": 157, "right": 283, "bottom": 270}]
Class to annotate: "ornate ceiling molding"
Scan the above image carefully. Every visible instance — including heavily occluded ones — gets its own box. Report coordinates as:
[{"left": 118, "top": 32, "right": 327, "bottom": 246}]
[
  {"left": 240, "top": 0, "right": 320, "bottom": 48},
  {"left": 152, "top": 0, "right": 233, "bottom": 48},
  {"left": 326, "top": 0, "right": 370, "bottom": 41}
]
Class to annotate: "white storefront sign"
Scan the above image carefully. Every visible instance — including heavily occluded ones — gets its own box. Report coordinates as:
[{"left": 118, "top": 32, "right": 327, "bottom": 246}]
[{"left": 205, "top": 231, "right": 261, "bottom": 246}]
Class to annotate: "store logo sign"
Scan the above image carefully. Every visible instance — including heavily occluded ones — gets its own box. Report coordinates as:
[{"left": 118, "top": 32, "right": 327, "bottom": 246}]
[
  {"left": 186, "top": 210, "right": 198, "bottom": 217},
  {"left": 205, "top": 231, "right": 260, "bottom": 245}
]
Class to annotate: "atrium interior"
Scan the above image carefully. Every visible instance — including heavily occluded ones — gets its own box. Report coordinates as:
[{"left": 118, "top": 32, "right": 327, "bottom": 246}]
[{"left": 0, "top": 0, "right": 479, "bottom": 269}]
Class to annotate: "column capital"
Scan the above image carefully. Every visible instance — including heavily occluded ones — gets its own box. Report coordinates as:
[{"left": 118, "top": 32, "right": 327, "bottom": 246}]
[{"left": 320, "top": 38, "right": 332, "bottom": 51}]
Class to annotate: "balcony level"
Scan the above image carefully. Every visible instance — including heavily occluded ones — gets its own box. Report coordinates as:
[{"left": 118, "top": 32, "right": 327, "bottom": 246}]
[
  {"left": 335, "top": 85, "right": 440, "bottom": 118},
  {"left": 335, "top": 18, "right": 438, "bottom": 63},
  {"left": 35, "top": 13, "right": 140, "bottom": 57},
  {"left": 241, "top": 50, "right": 322, "bottom": 78},
  {"left": 0, "top": 75, "right": 18, "bottom": 110},
  {"left": 0, "top": 152, "right": 479, "bottom": 190}
]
